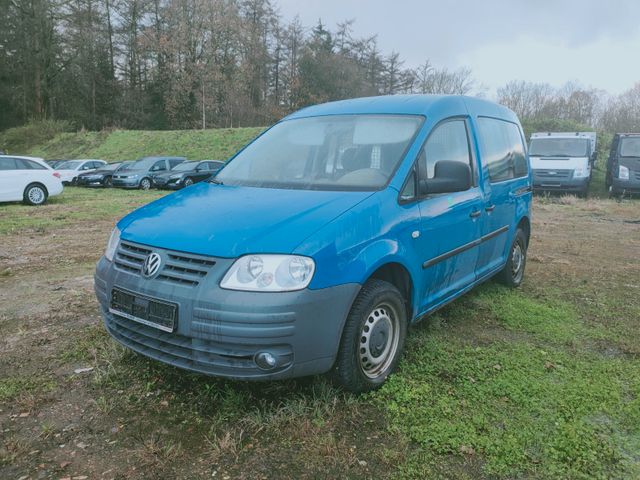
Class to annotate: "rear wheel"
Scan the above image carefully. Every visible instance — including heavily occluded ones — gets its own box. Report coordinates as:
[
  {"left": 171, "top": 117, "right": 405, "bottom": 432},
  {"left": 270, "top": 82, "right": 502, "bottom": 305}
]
[
  {"left": 332, "top": 279, "right": 407, "bottom": 393},
  {"left": 139, "top": 177, "right": 152, "bottom": 190},
  {"left": 23, "top": 183, "right": 48, "bottom": 206},
  {"left": 497, "top": 228, "right": 527, "bottom": 287}
]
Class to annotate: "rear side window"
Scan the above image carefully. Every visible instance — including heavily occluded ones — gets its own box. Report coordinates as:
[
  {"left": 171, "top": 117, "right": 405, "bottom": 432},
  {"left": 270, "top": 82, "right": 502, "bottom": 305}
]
[
  {"left": 18, "top": 159, "right": 47, "bottom": 170},
  {"left": 0, "top": 157, "right": 18, "bottom": 170},
  {"left": 477, "top": 118, "right": 528, "bottom": 182}
]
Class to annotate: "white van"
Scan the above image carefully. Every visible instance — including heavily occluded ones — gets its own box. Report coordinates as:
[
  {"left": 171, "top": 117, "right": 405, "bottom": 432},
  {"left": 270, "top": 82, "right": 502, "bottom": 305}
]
[
  {"left": 529, "top": 132, "right": 597, "bottom": 196},
  {"left": 0, "top": 155, "right": 64, "bottom": 205}
]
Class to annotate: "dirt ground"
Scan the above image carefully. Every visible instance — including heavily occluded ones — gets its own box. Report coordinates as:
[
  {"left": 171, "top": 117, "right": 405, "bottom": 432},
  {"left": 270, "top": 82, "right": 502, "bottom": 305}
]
[{"left": 1, "top": 190, "right": 639, "bottom": 479}]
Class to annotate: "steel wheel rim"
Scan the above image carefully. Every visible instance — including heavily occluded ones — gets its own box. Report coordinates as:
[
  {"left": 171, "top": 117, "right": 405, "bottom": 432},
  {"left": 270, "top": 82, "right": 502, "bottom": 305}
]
[
  {"left": 359, "top": 302, "right": 400, "bottom": 379},
  {"left": 28, "top": 187, "right": 45, "bottom": 204},
  {"left": 511, "top": 242, "right": 524, "bottom": 279}
]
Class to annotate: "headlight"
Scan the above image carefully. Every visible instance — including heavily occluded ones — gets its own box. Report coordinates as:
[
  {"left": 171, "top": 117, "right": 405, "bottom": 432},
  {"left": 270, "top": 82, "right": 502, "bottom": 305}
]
[
  {"left": 220, "top": 254, "right": 315, "bottom": 292},
  {"left": 573, "top": 167, "right": 589, "bottom": 178},
  {"left": 105, "top": 227, "right": 121, "bottom": 262},
  {"left": 619, "top": 165, "right": 630, "bottom": 180}
]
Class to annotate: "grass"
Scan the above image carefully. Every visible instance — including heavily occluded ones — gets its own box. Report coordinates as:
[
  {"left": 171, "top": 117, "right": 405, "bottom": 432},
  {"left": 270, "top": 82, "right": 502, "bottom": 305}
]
[
  {"left": 0, "top": 188, "right": 164, "bottom": 234},
  {"left": 2, "top": 125, "right": 263, "bottom": 162}
]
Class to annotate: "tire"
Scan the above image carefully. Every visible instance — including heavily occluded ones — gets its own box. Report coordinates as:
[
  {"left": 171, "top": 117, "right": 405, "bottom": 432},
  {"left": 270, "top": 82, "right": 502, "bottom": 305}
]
[
  {"left": 23, "top": 183, "right": 48, "bottom": 206},
  {"left": 71, "top": 177, "right": 78, "bottom": 186},
  {"left": 332, "top": 279, "right": 407, "bottom": 393},
  {"left": 184, "top": 177, "right": 194, "bottom": 187},
  {"left": 139, "top": 177, "right": 152, "bottom": 190},
  {"left": 497, "top": 228, "right": 527, "bottom": 287},
  {"left": 103, "top": 176, "right": 113, "bottom": 188}
]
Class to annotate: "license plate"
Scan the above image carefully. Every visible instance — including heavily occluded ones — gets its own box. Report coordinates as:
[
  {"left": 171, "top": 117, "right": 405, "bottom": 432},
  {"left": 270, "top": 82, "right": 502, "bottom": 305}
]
[{"left": 109, "top": 288, "right": 177, "bottom": 332}]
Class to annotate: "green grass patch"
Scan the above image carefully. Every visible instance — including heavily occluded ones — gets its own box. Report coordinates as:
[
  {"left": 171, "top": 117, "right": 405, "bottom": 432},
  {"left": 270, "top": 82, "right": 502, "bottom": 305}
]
[
  {"left": 0, "top": 187, "right": 164, "bottom": 235},
  {"left": 0, "top": 376, "right": 57, "bottom": 402},
  {"left": 22, "top": 127, "right": 263, "bottom": 161},
  {"left": 372, "top": 287, "right": 640, "bottom": 479}
]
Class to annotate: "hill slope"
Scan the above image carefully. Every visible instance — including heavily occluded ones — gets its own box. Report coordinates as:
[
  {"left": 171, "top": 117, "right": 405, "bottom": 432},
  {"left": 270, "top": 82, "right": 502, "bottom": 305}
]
[{"left": 1, "top": 123, "right": 264, "bottom": 161}]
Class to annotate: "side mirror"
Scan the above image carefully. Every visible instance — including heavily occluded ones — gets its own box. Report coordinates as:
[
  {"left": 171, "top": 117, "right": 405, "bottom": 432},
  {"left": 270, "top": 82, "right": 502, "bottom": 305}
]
[{"left": 420, "top": 160, "right": 471, "bottom": 195}]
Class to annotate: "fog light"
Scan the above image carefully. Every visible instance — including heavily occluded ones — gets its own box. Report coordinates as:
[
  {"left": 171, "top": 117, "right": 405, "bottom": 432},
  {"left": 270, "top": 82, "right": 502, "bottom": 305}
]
[{"left": 254, "top": 351, "right": 278, "bottom": 370}]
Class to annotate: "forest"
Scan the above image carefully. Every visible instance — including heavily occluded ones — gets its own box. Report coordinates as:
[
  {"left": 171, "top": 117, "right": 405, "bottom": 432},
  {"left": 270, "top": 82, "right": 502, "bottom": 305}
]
[{"left": 2, "top": 0, "right": 640, "bottom": 134}]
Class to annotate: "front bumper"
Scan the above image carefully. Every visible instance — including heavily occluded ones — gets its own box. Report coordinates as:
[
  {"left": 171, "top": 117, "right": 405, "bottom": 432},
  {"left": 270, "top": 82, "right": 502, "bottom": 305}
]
[
  {"left": 153, "top": 178, "right": 182, "bottom": 189},
  {"left": 94, "top": 245, "right": 359, "bottom": 380},
  {"left": 532, "top": 169, "right": 589, "bottom": 192},
  {"left": 611, "top": 176, "right": 640, "bottom": 194},
  {"left": 112, "top": 177, "right": 140, "bottom": 188}
]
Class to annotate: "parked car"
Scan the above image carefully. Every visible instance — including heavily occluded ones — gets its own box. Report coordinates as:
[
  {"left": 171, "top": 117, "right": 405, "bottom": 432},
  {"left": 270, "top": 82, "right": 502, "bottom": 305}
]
[
  {"left": 46, "top": 159, "right": 66, "bottom": 169},
  {"left": 606, "top": 133, "right": 640, "bottom": 197},
  {"left": 152, "top": 160, "right": 224, "bottom": 189},
  {"left": 76, "top": 161, "right": 132, "bottom": 187},
  {"left": 529, "top": 132, "right": 596, "bottom": 196},
  {"left": 55, "top": 159, "right": 107, "bottom": 185},
  {"left": 0, "top": 155, "right": 63, "bottom": 205},
  {"left": 111, "top": 156, "right": 186, "bottom": 190},
  {"left": 95, "top": 95, "right": 532, "bottom": 393}
]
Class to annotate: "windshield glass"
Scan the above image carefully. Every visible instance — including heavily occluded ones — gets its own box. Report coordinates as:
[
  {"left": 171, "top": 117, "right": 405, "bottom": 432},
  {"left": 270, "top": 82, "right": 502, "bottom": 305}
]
[
  {"left": 122, "top": 158, "right": 156, "bottom": 171},
  {"left": 620, "top": 137, "right": 640, "bottom": 157},
  {"left": 101, "top": 163, "right": 120, "bottom": 171},
  {"left": 172, "top": 162, "right": 197, "bottom": 171},
  {"left": 216, "top": 115, "right": 423, "bottom": 190},
  {"left": 115, "top": 162, "right": 132, "bottom": 172},
  {"left": 57, "top": 160, "right": 83, "bottom": 170},
  {"left": 529, "top": 138, "right": 589, "bottom": 157}
]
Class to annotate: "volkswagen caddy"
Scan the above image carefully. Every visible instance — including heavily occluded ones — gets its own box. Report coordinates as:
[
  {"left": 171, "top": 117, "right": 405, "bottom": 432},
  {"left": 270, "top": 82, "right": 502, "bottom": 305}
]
[{"left": 95, "top": 95, "right": 532, "bottom": 392}]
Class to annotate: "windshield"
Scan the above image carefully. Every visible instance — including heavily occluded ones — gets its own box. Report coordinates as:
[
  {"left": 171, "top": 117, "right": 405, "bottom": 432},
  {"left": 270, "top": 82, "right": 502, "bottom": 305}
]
[
  {"left": 57, "top": 160, "right": 83, "bottom": 170},
  {"left": 529, "top": 138, "right": 589, "bottom": 157},
  {"left": 172, "top": 162, "right": 197, "bottom": 171},
  {"left": 115, "top": 162, "right": 132, "bottom": 172},
  {"left": 101, "top": 163, "right": 121, "bottom": 171},
  {"left": 620, "top": 137, "right": 640, "bottom": 157},
  {"left": 216, "top": 115, "right": 423, "bottom": 190},
  {"left": 122, "top": 158, "right": 156, "bottom": 171}
]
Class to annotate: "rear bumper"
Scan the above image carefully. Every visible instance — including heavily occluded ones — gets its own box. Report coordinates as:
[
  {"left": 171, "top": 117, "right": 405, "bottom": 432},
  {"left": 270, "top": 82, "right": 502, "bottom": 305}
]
[
  {"left": 77, "top": 177, "right": 105, "bottom": 187},
  {"left": 94, "top": 253, "right": 359, "bottom": 380}
]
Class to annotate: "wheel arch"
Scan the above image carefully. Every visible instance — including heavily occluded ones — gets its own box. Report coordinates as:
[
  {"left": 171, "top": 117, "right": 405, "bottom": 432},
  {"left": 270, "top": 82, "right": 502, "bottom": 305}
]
[
  {"left": 366, "top": 261, "right": 415, "bottom": 322},
  {"left": 516, "top": 215, "right": 531, "bottom": 247}
]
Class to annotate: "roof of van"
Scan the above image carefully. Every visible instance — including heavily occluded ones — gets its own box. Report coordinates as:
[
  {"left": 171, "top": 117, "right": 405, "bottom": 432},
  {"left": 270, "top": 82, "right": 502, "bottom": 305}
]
[{"left": 285, "top": 94, "right": 519, "bottom": 123}]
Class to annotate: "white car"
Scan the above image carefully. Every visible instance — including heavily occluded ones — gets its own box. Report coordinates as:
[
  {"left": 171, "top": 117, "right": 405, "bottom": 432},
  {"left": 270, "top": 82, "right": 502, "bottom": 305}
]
[
  {"left": 0, "top": 155, "right": 64, "bottom": 205},
  {"left": 55, "top": 159, "right": 107, "bottom": 185}
]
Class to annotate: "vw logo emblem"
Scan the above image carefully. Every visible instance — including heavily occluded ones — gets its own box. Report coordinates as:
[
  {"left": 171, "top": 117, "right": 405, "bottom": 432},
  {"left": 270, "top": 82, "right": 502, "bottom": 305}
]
[{"left": 142, "top": 252, "right": 162, "bottom": 278}]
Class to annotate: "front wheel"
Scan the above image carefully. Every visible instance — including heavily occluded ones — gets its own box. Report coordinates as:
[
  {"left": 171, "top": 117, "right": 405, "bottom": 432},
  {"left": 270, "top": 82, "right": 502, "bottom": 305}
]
[
  {"left": 184, "top": 177, "right": 194, "bottom": 187},
  {"left": 497, "top": 228, "right": 527, "bottom": 287},
  {"left": 103, "top": 176, "right": 113, "bottom": 187},
  {"left": 332, "top": 279, "right": 407, "bottom": 393},
  {"left": 139, "top": 177, "right": 152, "bottom": 190}
]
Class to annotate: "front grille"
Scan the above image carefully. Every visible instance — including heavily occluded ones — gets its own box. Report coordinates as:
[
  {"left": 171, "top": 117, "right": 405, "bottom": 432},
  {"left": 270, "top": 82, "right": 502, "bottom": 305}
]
[
  {"left": 114, "top": 241, "right": 215, "bottom": 286},
  {"left": 535, "top": 169, "right": 572, "bottom": 179},
  {"left": 634, "top": 170, "right": 640, "bottom": 181}
]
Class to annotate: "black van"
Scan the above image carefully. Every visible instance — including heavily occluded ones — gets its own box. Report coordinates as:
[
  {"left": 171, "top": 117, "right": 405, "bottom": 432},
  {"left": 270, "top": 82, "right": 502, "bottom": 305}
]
[{"left": 607, "top": 133, "right": 640, "bottom": 197}]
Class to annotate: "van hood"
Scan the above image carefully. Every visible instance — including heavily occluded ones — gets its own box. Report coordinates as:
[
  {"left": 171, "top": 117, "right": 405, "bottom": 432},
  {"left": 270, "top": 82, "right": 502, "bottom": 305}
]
[{"left": 118, "top": 183, "right": 373, "bottom": 258}]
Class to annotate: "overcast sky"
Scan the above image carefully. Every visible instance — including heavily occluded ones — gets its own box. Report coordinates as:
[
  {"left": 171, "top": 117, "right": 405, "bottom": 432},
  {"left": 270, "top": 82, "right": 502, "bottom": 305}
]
[{"left": 276, "top": 0, "right": 640, "bottom": 96}]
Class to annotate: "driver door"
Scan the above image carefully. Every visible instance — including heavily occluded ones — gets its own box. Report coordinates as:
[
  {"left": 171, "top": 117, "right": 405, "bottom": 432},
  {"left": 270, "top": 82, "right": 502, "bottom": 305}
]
[{"left": 413, "top": 119, "right": 483, "bottom": 311}]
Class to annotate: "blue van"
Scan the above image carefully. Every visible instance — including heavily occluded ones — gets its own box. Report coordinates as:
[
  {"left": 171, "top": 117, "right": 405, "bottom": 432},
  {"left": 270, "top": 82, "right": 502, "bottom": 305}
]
[{"left": 95, "top": 95, "right": 532, "bottom": 392}]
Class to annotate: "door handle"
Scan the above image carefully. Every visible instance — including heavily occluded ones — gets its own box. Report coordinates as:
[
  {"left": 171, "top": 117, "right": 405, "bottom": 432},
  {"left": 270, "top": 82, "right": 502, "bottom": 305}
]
[
  {"left": 485, "top": 204, "right": 496, "bottom": 212},
  {"left": 469, "top": 210, "right": 481, "bottom": 219}
]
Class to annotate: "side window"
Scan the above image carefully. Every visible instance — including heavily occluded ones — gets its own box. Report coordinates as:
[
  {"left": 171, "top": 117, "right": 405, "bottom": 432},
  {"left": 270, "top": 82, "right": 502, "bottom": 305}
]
[
  {"left": 0, "top": 157, "right": 18, "bottom": 170},
  {"left": 24, "top": 159, "right": 47, "bottom": 170},
  {"left": 420, "top": 120, "right": 472, "bottom": 179},
  {"left": 477, "top": 118, "right": 527, "bottom": 182},
  {"left": 152, "top": 160, "right": 167, "bottom": 171}
]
